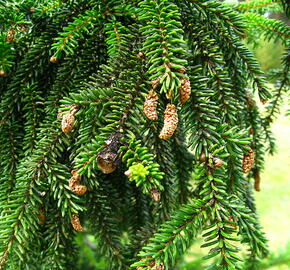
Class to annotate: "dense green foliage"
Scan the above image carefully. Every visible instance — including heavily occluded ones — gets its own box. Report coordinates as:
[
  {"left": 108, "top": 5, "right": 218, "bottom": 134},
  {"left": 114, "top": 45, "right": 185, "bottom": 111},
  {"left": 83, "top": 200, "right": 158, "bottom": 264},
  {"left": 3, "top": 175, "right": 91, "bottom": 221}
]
[{"left": 0, "top": 0, "right": 289, "bottom": 269}]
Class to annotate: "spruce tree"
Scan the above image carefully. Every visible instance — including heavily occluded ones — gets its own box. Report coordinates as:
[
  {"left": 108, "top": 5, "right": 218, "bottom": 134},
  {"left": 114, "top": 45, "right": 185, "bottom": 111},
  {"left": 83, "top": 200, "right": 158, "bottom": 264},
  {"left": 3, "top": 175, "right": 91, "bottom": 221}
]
[{"left": 0, "top": 0, "right": 289, "bottom": 269}]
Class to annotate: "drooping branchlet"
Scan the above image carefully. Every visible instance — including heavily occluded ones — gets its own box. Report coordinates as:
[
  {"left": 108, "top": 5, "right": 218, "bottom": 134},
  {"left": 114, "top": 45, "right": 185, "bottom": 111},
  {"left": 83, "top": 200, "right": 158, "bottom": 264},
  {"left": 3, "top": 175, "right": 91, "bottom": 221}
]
[
  {"left": 159, "top": 104, "right": 178, "bottom": 139},
  {"left": 71, "top": 214, "right": 83, "bottom": 232},
  {"left": 242, "top": 147, "right": 255, "bottom": 173},
  {"left": 144, "top": 90, "right": 158, "bottom": 120},
  {"left": 97, "top": 133, "right": 123, "bottom": 174}
]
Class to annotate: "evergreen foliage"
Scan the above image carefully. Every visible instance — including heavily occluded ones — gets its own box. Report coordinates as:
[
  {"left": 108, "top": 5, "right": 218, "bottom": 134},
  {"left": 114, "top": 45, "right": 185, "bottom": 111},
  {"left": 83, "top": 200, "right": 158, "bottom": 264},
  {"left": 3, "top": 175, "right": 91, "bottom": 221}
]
[{"left": 0, "top": 0, "right": 289, "bottom": 269}]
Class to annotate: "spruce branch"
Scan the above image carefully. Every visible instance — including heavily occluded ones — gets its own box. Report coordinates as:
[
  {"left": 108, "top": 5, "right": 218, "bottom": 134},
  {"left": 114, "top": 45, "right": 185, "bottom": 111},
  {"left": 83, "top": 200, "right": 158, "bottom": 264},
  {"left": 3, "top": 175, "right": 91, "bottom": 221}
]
[
  {"left": 0, "top": 120, "right": 75, "bottom": 267},
  {"left": 138, "top": 0, "right": 188, "bottom": 100},
  {"left": 132, "top": 199, "right": 205, "bottom": 269},
  {"left": 235, "top": 0, "right": 283, "bottom": 14},
  {"left": 0, "top": 0, "right": 288, "bottom": 268},
  {"left": 242, "top": 13, "right": 290, "bottom": 45},
  {"left": 51, "top": 9, "right": 103, "bottom": 58}
]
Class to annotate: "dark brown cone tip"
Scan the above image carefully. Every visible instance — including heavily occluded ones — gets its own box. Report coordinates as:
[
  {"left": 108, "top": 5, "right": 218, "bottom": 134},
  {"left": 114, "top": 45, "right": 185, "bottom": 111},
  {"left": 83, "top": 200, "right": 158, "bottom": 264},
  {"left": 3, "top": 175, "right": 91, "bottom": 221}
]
[{"left": 97, "top": 158, "right": 117, "bottom": 174}]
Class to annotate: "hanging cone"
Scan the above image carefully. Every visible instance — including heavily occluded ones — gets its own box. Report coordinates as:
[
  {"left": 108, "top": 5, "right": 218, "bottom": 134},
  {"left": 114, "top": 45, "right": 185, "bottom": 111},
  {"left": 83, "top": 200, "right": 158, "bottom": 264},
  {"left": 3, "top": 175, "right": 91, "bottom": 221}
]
[
  {"left": 61, "top": 105, "right": 79, "bottom": 133},
  {"left": 69, "top": 170, "right": 87, "bottom": 195},
  {"left": 50, "top": 56, "right": 58, "bottom": 63},
  {"left": 144, "top": 90, "right": 158, "bottom": 120},
  {"left": 150, "top": 189, "right": 161, "bottom": 202},
  {"left": 159, "top": 104, "right": 178, "bottom": 139},
  {"left": 254, "top": 170, "right": 261, "bottom": 191},
  {"left": 71, "top": 214, "right": 84, "bottom": 232},
  {"left": 242, "top": 147, "right": 255, "bottom": 173},
  {"left": 6, "top": 29, "right": 15, "bottom": 43},
  {"left": 179, "top": 77, "right": 191, "bottom": 104},
  {"left": 61, "top": 112, "right": 75, "bottom": 133}
]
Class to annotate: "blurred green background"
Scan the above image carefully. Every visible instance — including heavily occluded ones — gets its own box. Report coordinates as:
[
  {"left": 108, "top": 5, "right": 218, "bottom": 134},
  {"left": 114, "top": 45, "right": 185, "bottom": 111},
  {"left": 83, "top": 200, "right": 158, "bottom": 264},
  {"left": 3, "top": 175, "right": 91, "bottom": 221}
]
[
  {"left": 256, "top": 111, "right": 290, "bottom": 270},
  {"left": 249, "top": 40, "right": 290, "bottom": 267}
]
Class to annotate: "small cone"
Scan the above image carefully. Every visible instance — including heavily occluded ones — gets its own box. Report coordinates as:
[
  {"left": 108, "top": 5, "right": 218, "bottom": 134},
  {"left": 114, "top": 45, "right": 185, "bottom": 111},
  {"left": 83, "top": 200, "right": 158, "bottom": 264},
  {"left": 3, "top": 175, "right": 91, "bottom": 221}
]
[
  {"left": 152, "top": 264, "right": 164, "bottom": 270},
  {"left": 69, "top": 170, "right": 87, "bottom": 195},
  {"left": 242, "top": 147, "right": 255, "bottom": 173},
  {"left": 97, "top": 133, "right": 122, "bottom": 174},
  {"left": 179, "top": 77, "right": 191, "bottom": 104},
  {"left": 97, "top": 156, "right": 117, "bottom": 174},
  {"left": 50, "top": 56, "right": 58, "bottom": 63},
  {"left": 61, "top": 112, "right": 75, "bottom": 133},
  {"left": 0, "top": 70, "right": 6, "bottom": 77},
  {"left": 199, "top": 153, "right": 207, "bottom": 162},
  {"left": 150, "top": 189, "right": 161, "bottom": 202},
  {"left": 61, "top": 105, "right": 79, "bottom": 133},
  {"left": 212, "top": 157, "right": 223, "bottom": 167},
  {"left": 137, "top": 52, "right": 145, "bottom": 58},
  {"left": 254, "top": 171, "right": 261, "bottom": 191},
  {"left": 159, "top": 104, "right": 178, "bottom": 139},
  {"left": 71, "top": 214, "right": 84, "bottom": 232},
  {"left": 73, "top": 185, "right": 87, "bottom": 195},
  {"left": 151, "top": 76, "right": 161, "bottom": 89},
  {"left": 6, "top": 29, "right": 15, "bottom": 43},
  {"left": 144, "top": 90, "right": 158, "bottom": 120}
]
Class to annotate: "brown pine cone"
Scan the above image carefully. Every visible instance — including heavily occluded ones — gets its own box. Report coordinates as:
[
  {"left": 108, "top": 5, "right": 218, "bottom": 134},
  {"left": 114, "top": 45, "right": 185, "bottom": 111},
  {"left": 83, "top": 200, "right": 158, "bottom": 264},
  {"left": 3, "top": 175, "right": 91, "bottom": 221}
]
[
  {"left": 50, "top": 56, "right": 58, "bottom": 63},
  {"left": 0, "top": 70, "right": 7, "bottom": 77},
  {"left": 151, "top": 76, "right": 161, "bottom": 89},
  {"left": 6, "top": 29, "right": 15, "bottom": 43},
  {"left": 69, "top": 170, "right": 87, "bottom": 195},
  {"left": 242, "top": 147, "right": 255, "bottom": 173},
  {"left": 71, "top": 214, "right": 84, "bottom": 232},
  {"left": 61, "top": 105, "right": 79, "bottom": 133},
  {"left": 61, "top": 112, "right": 75, "bottom": 133},
  {"left": 254, "top": 170, "right": 261, "bottom": 191},
  {"left": 179, "top": 77, "right": 191, "bottom": 104},
  {"left": 150, "top": 189, "right": 161, "bottom": 202},
  {"left": 159, "top": 104, "right": 178, "bottom": 139},
  {"left": 152, "top": 264, "right": 164, "bottom": 270},
  {"left": 144, "top": 90, "right": 158, "bottom": 120}
]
